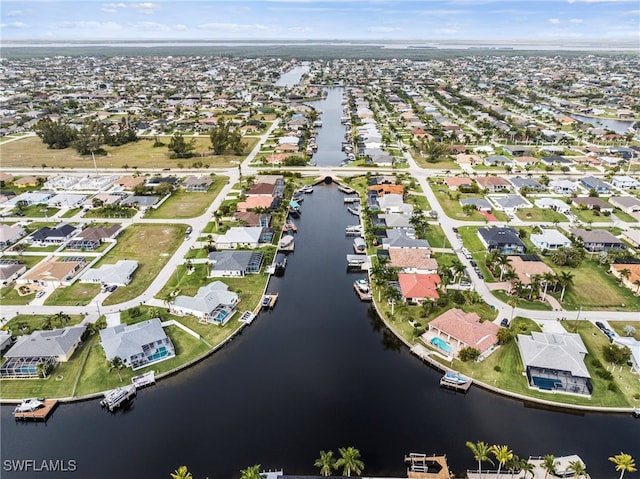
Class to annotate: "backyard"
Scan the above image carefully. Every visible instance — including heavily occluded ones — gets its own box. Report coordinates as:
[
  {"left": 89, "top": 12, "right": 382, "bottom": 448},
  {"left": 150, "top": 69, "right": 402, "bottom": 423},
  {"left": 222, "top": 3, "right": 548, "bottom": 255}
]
[{"left": 144, "top": 176, "right": 227, "bottom": 219}]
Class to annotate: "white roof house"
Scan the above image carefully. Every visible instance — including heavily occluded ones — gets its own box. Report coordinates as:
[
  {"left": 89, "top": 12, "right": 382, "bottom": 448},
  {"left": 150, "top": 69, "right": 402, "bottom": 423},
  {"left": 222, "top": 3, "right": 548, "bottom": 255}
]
[
  {"left": 549, "top": 179, "right": 579, "bottom": 194},
  {"left": 530, "top": 229, "right": 572, "bottom": 251},
  {"left": 80, "top": 260, "right": 138, "bottom": 286},
  {"left": 215, "top": 227, "right": 263, "bottom": 249},
  {"left": 534, "top": 197, "right": 571, "bottom": 214},
  {"left": 47, "top": 193, "right": 87, "bottom": 208},
  {"left": 0, "top": 224, "right": 25, "bottom": 248},
  {"left": 611, "top": 175, "right": 640, "bottom": 190},
  {"left": 376, "top": 194, "right": 413, "bottom": 214},
  {"left": 99, "top": 318, "right": 175, "bottom": 370},
  {"left": 171, "top": 281, "right": 239, "bottom": 324}
]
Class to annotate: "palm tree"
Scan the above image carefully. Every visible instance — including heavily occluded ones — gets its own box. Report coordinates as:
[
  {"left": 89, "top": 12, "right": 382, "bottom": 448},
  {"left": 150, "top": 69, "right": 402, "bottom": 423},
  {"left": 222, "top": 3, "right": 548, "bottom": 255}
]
[
  {"left": 497, "top": 254, "right": 510, "bottom": 281},
  {"left": 465, "top": 440, "right": 494, "bottom": 479},
  {"left": 490, "top": 444, "right": 513, "bottom": 477},
  {"left": 36, "top": 362, "right": 49, "bottom": 379},
  {"left": 419, "top": 137, "right": 449, "bottom": 163},
  {"left": 568, "top": 459, "right": 587, "bottom": 479},
  {"left": 634, "top": 279, "right": 640, "bottom": 295},
  {"left": 557, "top": 271, "right": 574, "bottom": 302},
  {"left": 451, "top": 258, "right": 466, "bottom": 284},
  {"left": 108, "top": 356, "right": 125, "bottom": 382},
  {"left": 541, "top": 272, "right": 556, "bottom": 301},
  {"left": 618, "top": 268, "right": 631, "bottom": 285},
  {"left": 541, "top": 454, "right": 558, "bottom": 479},
  {"left": 335, "top": 446, "right": 364, "bottom": 477},
  {"left": 503, "top": 269, "right": 518, "bottom": 294},
  {"left": 240, "top": 464, "right": 263, "bottom": 479},
  {"left": 506, "top": 454, "right": 521, "bottom": 479},
  {"left": 384, "top": 285, "right": 403, "bottom": 317},
  {"left": 520, "top": 459, "right": 535, "bottom": 479},
  {"left": 170, "top": 466, "right": 193, "bottom": 479},
  {"left": 609, "top": 453, "right": 636, "bottom": 479},
  {"left": 315, "top": 450, "right": 336, "bottom": 477}
]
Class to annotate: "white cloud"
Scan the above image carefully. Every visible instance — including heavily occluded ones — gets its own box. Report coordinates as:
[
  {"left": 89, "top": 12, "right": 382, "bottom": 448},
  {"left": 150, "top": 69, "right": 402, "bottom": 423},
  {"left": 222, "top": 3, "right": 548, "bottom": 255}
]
[
  {"left": 435, "top": 27, "right": 458, "bottom": 34},
  {"left": 548, "top": 18, "right": 561, "bottom": 24},
  {"left": 132, "top": 21, "right": 171, "bottom": 31},
  {"left": 0, "top": 22, "right": 28, "bottom": 29},
  {"left": 60, "top": 21, "right": 122, "bottom": 31},
  {"left": 197, "top": 22, "right": 269, "bottom": 32},
  {"left": 568, "top": 0, "right": 637, "bottom": 3},
  {"left": 5, "top": 10, "right": 24, "bottom": 17},
  {"left": 129, "top": 2, "right": 161, "bottom": 15},
  {"left": 367, "top": 26, "right": 402, "bottom": 33},
  {"left": 173, "top": 24, "right": 188, "bottom": 31},
  {"left": 288, "top": 26, "right": 312, "bottom": 33},
  {"left": 569, "top": 18, "right": 584, "bottom": 23}
]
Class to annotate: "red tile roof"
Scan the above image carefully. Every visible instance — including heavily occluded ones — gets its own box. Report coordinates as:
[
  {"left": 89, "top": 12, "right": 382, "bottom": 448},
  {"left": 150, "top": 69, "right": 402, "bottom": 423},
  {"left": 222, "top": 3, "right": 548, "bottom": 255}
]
[
  {"left": 398, "top": 273, "right": 441, "bottom": 300},
  {"left": 428, "top": 308, "right": 499, "bottom": 354}
]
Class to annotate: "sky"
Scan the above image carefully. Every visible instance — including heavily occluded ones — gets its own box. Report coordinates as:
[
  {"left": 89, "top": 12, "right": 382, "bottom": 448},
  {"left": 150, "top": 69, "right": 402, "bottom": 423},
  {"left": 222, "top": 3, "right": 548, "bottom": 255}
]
[{"left": 1, "top": 0, "right": 639, "bottom": 43}]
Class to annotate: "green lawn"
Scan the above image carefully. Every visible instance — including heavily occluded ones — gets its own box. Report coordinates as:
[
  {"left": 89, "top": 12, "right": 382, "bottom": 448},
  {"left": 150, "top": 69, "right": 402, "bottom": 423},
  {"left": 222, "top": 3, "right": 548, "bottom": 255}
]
[
  {"left": 516, "top": 207, "right": 567, "bottom": 223},
  {"left": 2, "top": 314, "right": 84, "bottom": 337},
  {"left": 429, "top": 183, "right": 488, "bottom": 221},
  {"left": 492, "top": 290, "right": 553, "bottom": 311},
  {"left": 411, "top": 150, "right": 461, "bottom": 170},
  {"left": 571, "top": 207, "right": 612, "bottom": 224},
  {"left": 12, "top": 205, "right": 60, "bottom": 218},
  {"left": 97, "top": 224, "right": 186, "bottom": 306},
  {"left": 144, "top": 176, "right": 227, "bottom": 219},
  {"left": 612, "top": 209, "right": 638, "bottom": 223},
  {"left": 44, "top": 282, "right": 102, "bottom": 306},
  {"left": 425, "top": 224, "right": 451, "bottom": 249},
  {"left": 83, "top": 206, "right": 136, "bottom": 219}
]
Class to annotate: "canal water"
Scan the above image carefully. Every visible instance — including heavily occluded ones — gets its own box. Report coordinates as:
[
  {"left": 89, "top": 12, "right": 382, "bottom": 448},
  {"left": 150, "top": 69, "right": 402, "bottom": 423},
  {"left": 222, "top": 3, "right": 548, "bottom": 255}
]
[
  {"left": 307, "top": 87, "right": 349, "bottom": 167},
  {"left": 1, "top": 185, "right": 639, "bottom": 479},
  {"left": 569, "top": 113, "right": 635, "bottom": 135},
  {"left": 275, "top": 64, "right": 311, "bottom": 88}
]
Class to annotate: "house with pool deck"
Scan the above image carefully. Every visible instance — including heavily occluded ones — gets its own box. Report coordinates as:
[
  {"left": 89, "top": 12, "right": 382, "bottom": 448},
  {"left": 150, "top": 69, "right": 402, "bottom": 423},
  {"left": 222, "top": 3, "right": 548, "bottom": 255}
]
[{"left": 170, "top": 281, "right": 239, "bottom": 325}]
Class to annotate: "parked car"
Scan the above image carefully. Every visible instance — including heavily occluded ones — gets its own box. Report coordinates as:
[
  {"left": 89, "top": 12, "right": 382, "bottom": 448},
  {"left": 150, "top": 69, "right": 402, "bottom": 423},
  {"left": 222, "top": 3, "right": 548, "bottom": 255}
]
[
  {"left": 36, "top": 290, "right": 46, "bottom": 298},
  {"left": 470, "top": 260, "right": 477, "bottom": 267},
  {"left": 105, "top": 285, "right": 118, "bottom": 293},
  {"left": 595, "top": 321, "right": 607, "bottom": 331},
  {"left": 185, "top": 226, "right": 192, "bottom": 235},
  {"left": 500, "top": 318, "right": 509, "bottom": 327}
]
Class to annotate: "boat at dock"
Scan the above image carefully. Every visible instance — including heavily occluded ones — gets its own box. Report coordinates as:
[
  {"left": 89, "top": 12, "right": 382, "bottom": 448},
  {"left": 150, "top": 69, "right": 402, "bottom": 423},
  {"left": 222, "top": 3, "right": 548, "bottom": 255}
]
[
  {"left": 279, "top": 234, "right": 295, "bottom": 251},
  {"left": 274, "top": 253, "right": 287, "bottom": 275},
  {"left": 441, "top": 372, "right": 468, "bottom": 385},
  {"left": 100, "top": 384, "right": 136, "bottom": 412},
  {"left": 440, "top": 371, "right": 472, "bottom": 392},
  {"left": 13, "top": 398, "right": 58, "bottom": 421},
  {"left": 262, "top": 294, "right": 278, "bottom": 309},
  {"left": 345, "top": 224, "right": 363, "bottom": 236},
  {"left": 299, "top": 185, "right": 313, "bottom": 193},
  {"left": 347, "top": 205, "right": 361, "bottom": 216},
  {"left": 239, "top": 311, "right": 256, "bottom": 325},
  {"left": 405, "top": 452, "right": 452, "bottom": 479},
  {"left": 337, "top": 184, "right": 356, "bottom": 194},
  {"left": 132, "top": 371, "right": 155, "bottom": 389},
  {"left": 353, "top": 278, "right": 372, "bottom": 301},
  {"left": 13, "top": 398, "right": 45, "bottom": 414},
  {"left": 284, "top": 221, "right": 297, "bottom": 233},
  {"left": 353, "top": 237, "right": 366, "bottom": 254}
]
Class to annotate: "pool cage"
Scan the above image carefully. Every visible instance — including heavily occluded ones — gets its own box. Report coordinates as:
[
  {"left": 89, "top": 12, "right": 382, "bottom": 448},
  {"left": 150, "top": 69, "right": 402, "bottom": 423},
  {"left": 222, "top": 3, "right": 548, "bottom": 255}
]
[{"left": 0, "top": 356, "right": 56, "bottom": 378}]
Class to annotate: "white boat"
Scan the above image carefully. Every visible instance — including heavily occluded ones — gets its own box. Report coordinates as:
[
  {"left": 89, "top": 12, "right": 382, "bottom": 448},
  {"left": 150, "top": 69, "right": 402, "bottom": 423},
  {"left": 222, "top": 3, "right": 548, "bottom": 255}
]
[
  {"left": 354, "top": 278, "right": 370, "bottom": 293},
  {"left": 441, "top": 372, "right": 468, "bottom": 385},
  {"left": 345, "top": 224, "right": 363, "bottom": 235},
  {"left": 279, "top": 235, "right": 295, "bottom": 249},
  {"left": 300, "top": 185, "right": 314, "bottom": 193},
  {"left": 100, "top": 385, "right": 136, "bottom": 411},
  {"left": 13, "top": 398, "right": 45, "bottom": 414}
]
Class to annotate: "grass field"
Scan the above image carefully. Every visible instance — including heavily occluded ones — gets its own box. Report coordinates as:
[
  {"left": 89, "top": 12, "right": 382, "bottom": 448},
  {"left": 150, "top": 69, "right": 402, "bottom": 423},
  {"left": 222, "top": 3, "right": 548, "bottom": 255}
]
[
  {"left": 0, "top": 136, "right": 259, "bottom": 169},
  {"left": 97, "top": 224, "right": 186, "bottom": 306},
  {"left": 516, "top": 207, "right": 568, "bottom": 223},
  {"left": 44, "top": 282, "right": 102, "bottom": 306},
  {"left": 429, "top": 183, "right": 493, "bottom": 221},
  {"left": 144, "top": 176, "right": 226, "bottom": 219}
]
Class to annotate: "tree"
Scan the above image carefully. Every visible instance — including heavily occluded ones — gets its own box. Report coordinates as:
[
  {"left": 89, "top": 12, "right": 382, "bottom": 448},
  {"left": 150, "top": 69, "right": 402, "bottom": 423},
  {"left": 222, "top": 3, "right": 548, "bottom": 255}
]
[
  {"left": 168, "top": 131, "right": 196, "bottom": 159},
  {"left": 490, "top": 444, "right": 513, "bottom": 477},
  {"left": 170, "top": 466, "right": 193, "bottom": 479},
  {"left": 497, "top": 327, "right": 513, "bottom": 345},
  {"left": 465, "top": 440, "right": 494, "bottom": 479},
  {"left": 497, "top": 254, "right": 510, "bottom": 281},
  {"left": 568, "top": 460, "right": 587, "bottom": 479},
  {"left": 240, "top": 465, "right": 263, "bottom": 479},
  {"left": 520, "top": 459, "right": 535, "bottom": 479},
  {"left": 384, "top": 284, "right": 403, "bottom": 317},
  {"left": 603, "top": 344, "right": 632, "bottom": 365},
  {"left": 418, "top": 138, "right": 449, "bottom": 163},
  {"left": 557, "top": 271, "right": 574, "bottom": 302},
  {"left": 34, "top": 118, "right": 77, "bottom": 149},
  {"left": 36, "top": 362, "right": 50, "bottom": 379},
  {"left": 315, "top": 450, "right": 336, "bottom": 477},
  {"left": 108, "top": 356, "right": 125, "bottom": 382},
  {"left": 609, "top": 453, "right": 636, "bottom": 479},
  {"left": 458, "top": 347, "right": 480, "bottom": 362},
  {"left": 541, "top": 454, "right": 558, "bottom": 479},
  {"left": 623, "top": 325, "right": 636, "bottom": 337},
  {"left": 73, "top": 119, "right": 106, "bottom": 155},
  {"left": 335, "top": 446, "right": 364, "bottom": 477}
]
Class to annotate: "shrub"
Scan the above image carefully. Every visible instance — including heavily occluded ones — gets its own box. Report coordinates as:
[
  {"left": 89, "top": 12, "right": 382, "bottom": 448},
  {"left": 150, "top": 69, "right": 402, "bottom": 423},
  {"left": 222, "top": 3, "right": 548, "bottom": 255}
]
[{"left": 458, "top": 347, "right": 480, "bottom": 362}]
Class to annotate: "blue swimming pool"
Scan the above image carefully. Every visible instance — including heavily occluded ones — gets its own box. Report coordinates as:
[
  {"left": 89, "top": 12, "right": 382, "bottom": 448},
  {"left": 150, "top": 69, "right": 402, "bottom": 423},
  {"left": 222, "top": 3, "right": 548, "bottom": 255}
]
[{"left": 430, "top": 337, "right": 454, "bottom": 354}]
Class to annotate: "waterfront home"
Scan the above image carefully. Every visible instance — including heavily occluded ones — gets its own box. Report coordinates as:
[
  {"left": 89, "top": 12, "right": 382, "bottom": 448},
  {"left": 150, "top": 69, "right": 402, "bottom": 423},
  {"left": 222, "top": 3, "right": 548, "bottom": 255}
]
[
  {"left": 571, "top": 196, "right": 613, "bottom": 213},
  {"left": 0, "top": 259, "right": 26, "bottom": 286},
  {"left": 371, "top": 213, "right": 413, "bottom": 230},
  {"left": 17, "top": 257, "right": 87, "bottom": 287},
  {"left": 171, "top": 281, "right": 239, "bottom": 325},
  {"left": 609, "top": 195, "right": 640, "bottom": 214},
  {"left": 28, "top": 224, "right": 78, "bottom": 246},
  {"left": 208, "top": 251, "right": 264, "bottom": 277},
  {"left": 0, "top": 325, "right": 86, "bottom": 378},
  {"left": 580, "top": 176, "right": 611, "bottom": 194},
  {"left": 530, "top": 229, "right": 572, "bottom": 251},
  {"left": 459, "top": 197, "right": 493, "bottom": 213},
  {"left": 425, "top": 308, "right": 499, "bottom": 360},
  {"left": 215, "top": 226, "right": 265, "bottom": 249},
  {"left": 388, "top": 249, "right": 438, "bottom": 274},
  {"left": 376, "top": 194, "right": 413, "bottom": 214},
  {"left": 66, "top": 224, "right": 121, "bottom": 250},
  {"left": 611, "top": 175, "right": 640, "bottom": 190},
  {"left": 609, "top": 263, "right": 640, "bottom": 294},
  {"left": 570, "top": 228, "right": 625, "bottom": 252},
  {"left": 477, "top": 227, "right": 526, "bottom": 254},
  {"left": 234, "top": 211, "right": 271, "bottom": 228},
  {"left": 507, "top": 255, "right": 554, "bottom": 285},
  {"left": 549, "top": 179, "right": 579, "bottom": 195},
  {"left": 397, "top": 273, "right": 441, "bottom": 303},
  {"left": 534, "top": 197, "right": 571, "bottom": 214},
  {"left": 182, "top": 175, "right": 213, "bottom": 192},
  {"left": 368, "top": 183, "right": 405, "bottom": 197},
  {"left": 237, "top": 195, "right": 275, "bottom": 212},
  {"left": 100, "top": 318, "right": 175, "bottom": 370},
  {"left": 509, "top": 176, "right": 545, "bottom": 192},
  {"left": 0, "top": 224, "right": 25, "bottom": 248},
  {"left": 475, "top": 176, "right": 511, "bottom": 192},
  {"left": 382, "top": 230, "right": 430, "bottom": 250},
  {"left": 517, "top": 331, "right": 592, "bottom": 395},
  {"left": 80, "top": 260, "right": 138, "bottom": 287}
]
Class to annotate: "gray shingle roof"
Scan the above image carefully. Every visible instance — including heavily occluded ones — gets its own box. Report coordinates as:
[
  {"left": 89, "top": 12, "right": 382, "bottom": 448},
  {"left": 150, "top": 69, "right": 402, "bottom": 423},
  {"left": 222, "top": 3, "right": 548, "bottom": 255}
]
[
  {"left": 99, "top": 318, "right": 169, "bottom": 362},
  {"left": 5, "top": 326, "right": 86, "bottom": 359},
  {"left": 518, "top": 332, "right": 590, "bottom": 378}
]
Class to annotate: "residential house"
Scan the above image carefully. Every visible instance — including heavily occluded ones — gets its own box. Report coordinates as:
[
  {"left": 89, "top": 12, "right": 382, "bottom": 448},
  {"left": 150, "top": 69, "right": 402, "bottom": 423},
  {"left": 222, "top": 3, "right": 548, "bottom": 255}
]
[
  {"left": 374, "top": 213, "right": 413, "bottom": 230},
  {"left": 460, "top": 197, "right": 493, "bottom": 212},
  {"left": 611, "top": 175, "right": 640, "bottom": 190},
  {"left": 609, "top": 263, "right": 640, "bottom": 294},
  {"left": 476, "top": 176, "right": 511, "bottom": 192},
  {"left": 571, "top": 197, "right": 613, "bottom": 213},
  {"left": 17, "top": 257, "right": 87, "bottom": 287},
  {"left": 478, "top": 227, "right": 526, "bottom": 254},
  {"left": 237, "top": 196, "right": 275, "bottom": 212},
  {"left": 388, "top": 249, "right": 438, "bottom": 274},
  {"left": 483, "top": 155, "right": 513, "bottom": 167},
  {"left": 0, "top": 325, "right": 86, "bottom": 378},
  {"left": 570, "top": 228, "right": 625, "bottom": 252},
  {"left": 444, "top": 176, "right": 474, "bottom": 191},
  {"left": 534, "top": 197, "right": 571, "bottom": 214},
  {"left": 368, "top": 184, "right": 405, "bottom": 197},
  {"left": 0, "top": 224, "right": 25, "bottom": 248},
  {"left": 397, "top": 273, "right": 441, "bottom": 303},
  {"left": 215, "top": 226, "right": 265, "bottom": 249},
  {"left": 508, "top": 255, "right": 554, "bottom": 285},
  {"left": 540, "top": 156, "right": 573, "bottom": 167},
  {"left": 80, "top": 260, "right": 138, "bottom": 286},
  {"left": 208, "top": 251, "right": 264, "bottom": 277},
  {"left": 549, "top": 179, "right": 579, "bottom": 195},
  {"left": 182, "top": 175, "right": 214, "bottom": 192},
  {"left": 0, "top": 259, "right": 26, "bottom": 286},
  {"left": 509, "top": 177, "right": 545, "bottom": 192},
  {"left": 424, "top": 308, "right": 499, "bottom": 359},
  {"left": 99, "top": 318, "right": 175, "bottom": 370},
  {"left": 382, "top": 230, "right": 430, "bottom": 250},
  {"left": 13, "top": 176, "right": 41, "bottom": 188},
  {"left": 29, "top": 224, "right": 78, "bottom": 246},
  {"left": 376, "top": 194, "right": 413, "bottom": 214},
  {"left": 8, "top": 191, "right": 55, "bottom": 207},
  {"left": 490, "top": 194, "right": 531, "bottom": 212},
  {"left": 234, "top": 211, "right": 271, "bottom": 228},
  {"left": 621, "top": 229, "right": 640, "bottom": 248},
  {"left": 66, "top": 224, "right": 120, "bottom": 250},
  {"left": 115, "top": 176, "right": 146, "bottom": 190},
  {"left": 609, "top": 196, "right": 640, "bottom": 214},
  {"left": 171, "top": 281, "right": 239, "bottom": 325},
  {"left": 580, "top": 176, "right": 611, "bottom": 194},
  {"left": 517, "top": 331, "right": 592, "bottom": 395},
  {"left": 530, "top": 229, "right": 572, "bottom": 251},
  {"left": 120, "top": 195, "right": 159, "bottom": 209}
]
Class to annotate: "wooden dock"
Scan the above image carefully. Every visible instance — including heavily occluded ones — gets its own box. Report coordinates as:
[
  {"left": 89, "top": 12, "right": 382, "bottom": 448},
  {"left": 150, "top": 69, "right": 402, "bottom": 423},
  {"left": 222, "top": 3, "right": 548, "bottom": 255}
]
[
  {"left": 284, "top": 222, "right": 297, "bottom": 233},
  {"left": 262, "top": 294, "right": 278, "bottom": 309},
  {"left": 239, "top": 311, "right": 256, "bottom": 324},
  {"left": 439, "top": 375, "right": 472, "bottom": 393},
  {"left": 405, "top": 453, "right": 452, "bottom": 479},
  {"left": 13, "top": 400, "right": 58, "bottom": 421},
  {"left": 337, "top": 184, "right": 356, "bottom": 194},
  {"left": 353, "top": 282, "right": 373, "bottom": 301}
]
